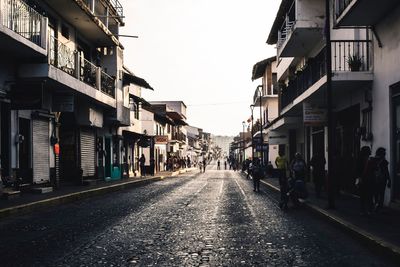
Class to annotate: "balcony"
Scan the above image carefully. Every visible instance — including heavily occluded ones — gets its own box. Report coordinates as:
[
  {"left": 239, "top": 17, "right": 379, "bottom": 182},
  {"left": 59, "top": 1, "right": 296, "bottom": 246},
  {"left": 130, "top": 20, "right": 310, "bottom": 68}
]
[
  {"left": 277, "top": 0, "right": 324, "bottom": 57},
  {"left": 19, "top": 36, "right": 116, "bottom": 107},
  {"left": 171, "top": 132, "right": 186, "bottom": 143},
  {"left": 335, "top": 0, "right": 399, "bottom": 26},
  {"left": 0, "top": 0, "right": 48, "bottom": 57},
  {"left": 41, "top": 0, "right": 124, "bottom": 46},
  {"left": 280, "top": 40, "right": 373, "bottom": 113}
]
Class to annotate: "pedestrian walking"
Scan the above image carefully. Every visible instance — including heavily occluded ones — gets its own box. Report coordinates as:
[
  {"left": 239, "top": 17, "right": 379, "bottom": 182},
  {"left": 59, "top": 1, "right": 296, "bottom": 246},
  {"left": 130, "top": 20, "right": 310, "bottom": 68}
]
[
  {"left": 217, "top": 159, "right": 221, "bottom": 170},
  {"left": 203, "top": 158, "right": 207, "bottom": 173},
  {"left": 224, "top": 161, "right": 227, "bottom": 170},
  {"left": 290, "top": 153, "right": 307, "bottom": 181},
  {"left": 309, "top": 152, "right": 326, "bottom": 198},
  {"left": 252, "top": 158, "right": 262, "bottom": 192},
  {"left": 276, "top": 151, "right": 289, "bottom": 209},
  {"left": 357, "top": 146, "right": 373, "bottom": 215},
  {"left": 149, "top": 157, "right": 155, "bottom": 176},
  {"left": 139, "top": 154, "right": 146, "bottom": 177},
  {"left": 364, "top": 147, "right": 391, "bottom": 212}
]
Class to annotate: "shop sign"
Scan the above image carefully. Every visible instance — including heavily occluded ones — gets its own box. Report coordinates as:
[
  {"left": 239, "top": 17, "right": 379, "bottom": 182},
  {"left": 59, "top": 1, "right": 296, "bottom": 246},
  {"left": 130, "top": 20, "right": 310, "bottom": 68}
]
[
  {"left": 268, "top": 131, "right": 288, "bottom": 145},
  {"left": 303, "top": 102, "right": 326, "bottom": 125},
  {"left": 155, "top": 135, "right": 168, "bottom": 144}
]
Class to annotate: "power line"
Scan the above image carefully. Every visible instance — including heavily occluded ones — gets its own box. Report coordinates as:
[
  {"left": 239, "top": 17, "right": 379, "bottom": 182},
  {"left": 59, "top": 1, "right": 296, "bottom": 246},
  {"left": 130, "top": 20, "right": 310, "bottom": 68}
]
[{"left": 187, "top": 101, "right": 248, "bottom": 107}]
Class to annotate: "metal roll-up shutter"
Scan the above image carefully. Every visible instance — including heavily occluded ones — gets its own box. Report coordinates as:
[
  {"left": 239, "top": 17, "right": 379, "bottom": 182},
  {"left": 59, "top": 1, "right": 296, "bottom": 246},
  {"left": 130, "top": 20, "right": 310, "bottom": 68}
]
[
  {"left": 80, "top": 129, "right": 96, "bottom": 177},
  {"left": 32, "top": 119, "right": 50, "bottom": 184}
]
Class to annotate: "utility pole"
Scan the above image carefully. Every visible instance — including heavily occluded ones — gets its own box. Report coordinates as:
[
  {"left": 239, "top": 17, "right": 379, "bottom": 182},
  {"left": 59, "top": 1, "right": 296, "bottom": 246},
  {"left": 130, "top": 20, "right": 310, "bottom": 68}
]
[{"left": 325, "top": 0, "right": 335, "bottom": 209}]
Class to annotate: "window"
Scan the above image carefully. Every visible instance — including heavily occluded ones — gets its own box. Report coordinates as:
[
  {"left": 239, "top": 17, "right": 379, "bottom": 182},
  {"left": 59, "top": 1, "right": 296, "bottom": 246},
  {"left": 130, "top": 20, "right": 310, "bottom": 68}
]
[{"left": 61, "top": 24, "right": 69, "bottom": 39}]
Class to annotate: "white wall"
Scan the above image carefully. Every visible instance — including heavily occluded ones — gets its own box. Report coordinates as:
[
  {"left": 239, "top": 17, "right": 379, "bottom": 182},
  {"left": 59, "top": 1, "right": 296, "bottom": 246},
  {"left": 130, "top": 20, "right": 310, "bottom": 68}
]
[{"left": 372, "top": 5, "right": 400, "bottom": 187}]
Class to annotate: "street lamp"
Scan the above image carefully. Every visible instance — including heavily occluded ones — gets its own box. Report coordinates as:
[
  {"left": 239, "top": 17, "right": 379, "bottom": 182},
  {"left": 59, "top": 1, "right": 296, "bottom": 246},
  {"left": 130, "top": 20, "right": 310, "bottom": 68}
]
[
  {"left": 255, "top": 85, "right": 264, "bottom": 166},
  {"left": 242, "top": 121, "right": 246, "bottom": 163},
  {"left": 250, "top": 104, "right": 255, "bottom": 160}
]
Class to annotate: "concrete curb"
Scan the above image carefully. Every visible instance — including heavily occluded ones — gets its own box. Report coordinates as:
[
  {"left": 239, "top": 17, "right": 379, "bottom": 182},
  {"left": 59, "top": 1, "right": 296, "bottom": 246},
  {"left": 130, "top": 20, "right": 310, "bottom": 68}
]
[
  {"left": 259, "top": 178, "right": 400, "bottom": 261},
  {"left": 0, "top": 168, "right": 196, "bottom": 220}
]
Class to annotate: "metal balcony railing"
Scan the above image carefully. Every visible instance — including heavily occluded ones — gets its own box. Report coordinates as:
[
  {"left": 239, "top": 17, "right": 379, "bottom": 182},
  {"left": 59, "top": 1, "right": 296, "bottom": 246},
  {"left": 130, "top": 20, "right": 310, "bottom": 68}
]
[
  {"left": 335, "top": 0, "right": 354, "bottom": 18},
  {"left": 0, "top": 0, "right": 46, "bottom": 48},
  {"left": 49, "top": 36, "right": 116, "bottom": 98},
  {"left": 101, "top": 70, "right": 115, "bottom": 98},
  {"left": 331, "top": 40, "right": 372, "bottom": 72},
  {"left": 277, "top": 0, "right": 296, "bottom": 51},
  {"left": 109, "top": 0, "right": 123, "bottom": 17},
  {"left": 80, "top": 57, "right": 97, "bottom": 88},
  {"left": 280, "top": 39, "right": 373, "bottom": 111},
  {"left": 49, "top": 36, "right": 76, "bottom": 76}
]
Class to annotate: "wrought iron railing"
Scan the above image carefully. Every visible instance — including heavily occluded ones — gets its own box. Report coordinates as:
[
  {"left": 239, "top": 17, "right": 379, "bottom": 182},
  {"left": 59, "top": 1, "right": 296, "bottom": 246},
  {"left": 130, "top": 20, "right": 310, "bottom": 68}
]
[
  {"left": 84, "top": 0, "right": 123, "bottom": 19},
  {"left": 0, "top": 0, "right": 45, "bottom": 48},
  {"left": 335, "top": 0, "right": 354, "bottom": 18},
  {"left": 109, "top": 0, "right": 123, "bottom": 17},
  {"left": 331, "top": 40, "right": 372, "bottom": 72},
  {"left": 49, "top": 36, "right": 115, "bottom": 98},
  {"left": 49, "top": 36, "right": 76, "bottom": 76},
  {"left": 280, "top": 40, "right": 373, "bottom": 111},
  {"left": 280, "top": 48, "right": 327, "bottom": 110},
  {"left": 101, "top": 70, "right": 115, "bottom": 97},
  {"left": 80, "top": 56, "right": 97, "bottom": 88},
  {"left": 277, "top": 0, "right": 296, "bottom": 51}
]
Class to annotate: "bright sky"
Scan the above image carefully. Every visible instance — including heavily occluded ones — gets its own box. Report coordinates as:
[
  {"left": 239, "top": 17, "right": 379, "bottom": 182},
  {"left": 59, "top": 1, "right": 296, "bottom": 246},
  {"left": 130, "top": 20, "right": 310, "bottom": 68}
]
[{"left": 120, "top": 0, "right": 280, "bottom": 136}]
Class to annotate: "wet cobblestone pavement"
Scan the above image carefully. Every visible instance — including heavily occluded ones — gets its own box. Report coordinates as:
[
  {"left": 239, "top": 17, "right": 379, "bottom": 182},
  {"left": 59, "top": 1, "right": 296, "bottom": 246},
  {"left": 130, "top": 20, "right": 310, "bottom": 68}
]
[{"left": 0, "top": 162, "right": 397, "bottom": 266}]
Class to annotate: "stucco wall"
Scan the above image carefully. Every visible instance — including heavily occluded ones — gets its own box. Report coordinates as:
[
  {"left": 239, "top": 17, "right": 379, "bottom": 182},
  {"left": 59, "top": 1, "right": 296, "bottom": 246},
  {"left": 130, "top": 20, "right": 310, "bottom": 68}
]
[{"left": 373, "top": 6, "right": 400, "bottom": 160}]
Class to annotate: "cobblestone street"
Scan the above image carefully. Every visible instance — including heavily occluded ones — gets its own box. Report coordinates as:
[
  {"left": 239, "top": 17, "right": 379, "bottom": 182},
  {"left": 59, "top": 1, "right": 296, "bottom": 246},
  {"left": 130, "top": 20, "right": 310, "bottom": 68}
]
[{"left": 0, "top": 162, "right": 396, "bottom": 266}]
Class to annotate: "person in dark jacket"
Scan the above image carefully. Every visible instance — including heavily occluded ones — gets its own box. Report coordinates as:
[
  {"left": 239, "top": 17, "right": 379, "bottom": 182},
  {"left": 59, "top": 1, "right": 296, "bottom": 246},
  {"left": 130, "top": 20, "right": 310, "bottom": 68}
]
[
  {"left": 364, "top": 147, "right": 391, "bottom": 212},
  {"left": 139, "top": 154, "right": 146, "bottom": 177},
  {"left": 252, "top": 158, "right": 262, "bottom": 192},
  {"left": 357, "top": 146, "right": 372, "bottom": 214},
  {"left": 310, "top": 152, "right": 326, "bottom": 198}
]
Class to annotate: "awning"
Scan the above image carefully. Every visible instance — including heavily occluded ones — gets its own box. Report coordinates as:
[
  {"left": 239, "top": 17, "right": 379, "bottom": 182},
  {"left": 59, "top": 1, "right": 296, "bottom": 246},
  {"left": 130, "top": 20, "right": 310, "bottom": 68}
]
[
  {"left": 123, "top": 72, "right": 154, "bottom": 90},
  {"left": 129, "top": 94, "right": 151, "bottom": 107},
  {"left": 252, "top": 57, "right": 275, "bottom": 81}
]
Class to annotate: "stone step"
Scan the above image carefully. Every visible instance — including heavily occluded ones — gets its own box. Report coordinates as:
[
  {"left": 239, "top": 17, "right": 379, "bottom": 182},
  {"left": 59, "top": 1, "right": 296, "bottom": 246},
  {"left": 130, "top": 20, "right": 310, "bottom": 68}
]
[
  {"left": 2, "top": 189, "right": 21, "bottom": 199},
  {"left": 82, "top": 179, "right": 100, "bottom": 186},
  {"left": 19, "top": 183, "right": 31, "bottom": 193},
  {"left": 31, "top": 187, "right": 53, "bottom": 194}
]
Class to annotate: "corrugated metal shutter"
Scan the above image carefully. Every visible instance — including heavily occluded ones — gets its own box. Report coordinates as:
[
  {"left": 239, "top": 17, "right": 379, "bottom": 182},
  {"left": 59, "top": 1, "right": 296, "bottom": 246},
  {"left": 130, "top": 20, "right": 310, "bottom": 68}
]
[
  {"left": 80, "top": 129, "right": 95, "bottom": 177},
  {"left": 32, "top": 119, "right": 50, "bottom": 184}
]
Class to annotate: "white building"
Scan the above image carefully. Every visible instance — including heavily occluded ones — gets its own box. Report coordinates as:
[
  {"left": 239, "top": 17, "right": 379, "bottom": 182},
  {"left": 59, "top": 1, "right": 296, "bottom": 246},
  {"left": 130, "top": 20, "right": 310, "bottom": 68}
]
[
  {"left": 266, "top": 0, "right": 376, "bottom": 198},
  {"left": 333, "top": 0, "right": 400, "bottom": 202}
]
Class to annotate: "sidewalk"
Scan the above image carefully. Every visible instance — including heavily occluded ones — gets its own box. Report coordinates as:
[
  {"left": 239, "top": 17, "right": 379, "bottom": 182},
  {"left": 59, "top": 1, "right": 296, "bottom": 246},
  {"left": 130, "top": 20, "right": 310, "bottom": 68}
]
[
  {"left": 256, "top": 174, "right": 400, "bottom": 260},
  {"left": 0, "top": 167, "right": 197, "bottom": 219}
]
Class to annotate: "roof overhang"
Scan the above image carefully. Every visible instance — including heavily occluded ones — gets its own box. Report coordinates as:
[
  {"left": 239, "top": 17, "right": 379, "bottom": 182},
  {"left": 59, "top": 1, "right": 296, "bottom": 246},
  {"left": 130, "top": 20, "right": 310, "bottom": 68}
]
[
  {"left": 129, "top": 94, "right": 151, "bottom": 107},
  {"left": 252, "top": 57, "right": 276, "bottom": 81},
  {"left": 123, "top": 72, "right": 154, "bottom": 90},
  {"left": 267, "top": 0, "right": 294, "bottom": 45}
]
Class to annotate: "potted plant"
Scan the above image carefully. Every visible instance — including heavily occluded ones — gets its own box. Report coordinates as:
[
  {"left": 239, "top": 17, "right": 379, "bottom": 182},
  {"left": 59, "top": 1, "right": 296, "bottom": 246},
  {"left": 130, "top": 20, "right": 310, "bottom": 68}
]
[{"left": 347, "top": 54, "right": 363, "bottom": 71}]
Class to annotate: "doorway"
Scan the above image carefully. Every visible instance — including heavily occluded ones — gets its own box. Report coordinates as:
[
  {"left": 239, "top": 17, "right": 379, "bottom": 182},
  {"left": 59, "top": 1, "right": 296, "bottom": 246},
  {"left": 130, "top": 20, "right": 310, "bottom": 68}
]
[
  {"left": 18, "top": 118, "right": 31, "bottom": 182},
  {"left": 392, "top": 92, "right": 400, "bottom": 200}
]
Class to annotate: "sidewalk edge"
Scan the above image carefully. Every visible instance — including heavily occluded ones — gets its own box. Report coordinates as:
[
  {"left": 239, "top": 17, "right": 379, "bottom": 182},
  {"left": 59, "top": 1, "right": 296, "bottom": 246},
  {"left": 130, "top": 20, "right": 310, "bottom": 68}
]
[
  {"left": 0, "top": 176, "right": 167, "bottom": 219},
  {"left": 259, "top": 179, "right": 400, "bottom": 261}
]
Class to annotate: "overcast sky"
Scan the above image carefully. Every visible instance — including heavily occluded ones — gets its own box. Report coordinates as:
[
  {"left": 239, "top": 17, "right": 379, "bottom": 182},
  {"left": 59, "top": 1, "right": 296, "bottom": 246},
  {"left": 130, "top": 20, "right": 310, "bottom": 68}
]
[{"left": 119, "top": 0, "right": 280, "bottom": 136}]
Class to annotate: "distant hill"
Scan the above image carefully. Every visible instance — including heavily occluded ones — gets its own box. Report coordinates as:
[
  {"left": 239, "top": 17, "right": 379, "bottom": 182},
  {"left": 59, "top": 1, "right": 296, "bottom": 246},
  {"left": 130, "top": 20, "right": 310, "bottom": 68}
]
[{"left": 212, "top": 135, "right": 234, "bottom": 156}]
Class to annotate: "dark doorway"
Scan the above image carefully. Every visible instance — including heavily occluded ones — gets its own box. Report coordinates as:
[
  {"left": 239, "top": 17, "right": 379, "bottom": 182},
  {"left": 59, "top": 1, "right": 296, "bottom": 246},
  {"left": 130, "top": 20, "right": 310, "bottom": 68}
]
[
  {"left": 1, "top": 103, "right": 11, "bottom": 177},
  {"left": 105, "top": 137, "right": 111, "bottom": 178},
  {"left": 18, "top": 118, "right": 31, "bottom": 182},
  {"left": 392, "top": 92, "right": 400, "bottom": 200},
  {"left": 59, "top": 113, "right": 78, "bottom": 183},
  {"left": 335, "top": 104, "right": 360, "bottom": 193},
  {"left": 312, "top": 127, "right": 325, "bottom": 157}
]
